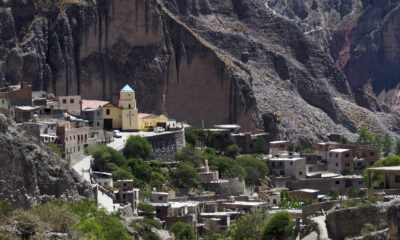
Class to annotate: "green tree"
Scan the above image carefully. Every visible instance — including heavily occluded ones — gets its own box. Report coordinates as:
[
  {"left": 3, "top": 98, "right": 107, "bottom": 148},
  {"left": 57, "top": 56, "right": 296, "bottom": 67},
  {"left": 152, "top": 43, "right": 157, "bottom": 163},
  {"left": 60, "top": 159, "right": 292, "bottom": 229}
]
[
  {"left": 138, "top": 203, "right": 156, "bottom": 218},
  {"left": 327, "top": 188, "right": 339, "bottom": 200},
  {"left": 225, "top": 144, "right": 241, "bottom": 158},
  {"left": 395, "top": 139, "right": 400, "bottom": 155},
  {"left": 279, "top": 190, "right": 302, "bottom": 209},
  {"left": 357, "top": 127, "right": 374, "bottom": 143},
  {"left": 262, "top": 211, "right": 293, "bottom": 240},
  {"left": 172, "top": 162, "right": 203, "bottom": 189},
  {"left": 238, "top": 155, "right": 269, "bottom": 186},
  {"left": 230, "top": 208, "right": 269, "bottom": 240},
  {"left": 340, "top": 136, "right": 349, "bottom": 144},
  {"left": 383, "top": 134, "right": 392, "bottom": 157},
  {"left": 184, "top": 126, "right": 203, "bottom": 147},
  {"left": 170, "top": 222, "right": 195, "bottom": 240},
  {"left": 363, "top": 156, "right": 400, "bottom": 188},
  {"left": 127, "top": 158, "right": 153, "bottom": 185},
  {"left": 346, "top": 187, "right": 365, "bottom": 199},
  {"left": 209, "top": 156, "right": 246, "bottom": 181},
  {"left": 92, "top": 145, "right": 127, "bottom": 172},
  {"left": 253, "top": 137, "right": 268, "bottom": 153},
  {"left": 341, "top": 167, "right": 354, "bottom": 176},
  {"left": 123, "top": 136, "right": 152, "bottom": 160},
  {"left": 372, "top": 135, "right": 383, "bottom": 153},
  {"left": 174, "top": 147, "right": 204, "bottom": 167}
]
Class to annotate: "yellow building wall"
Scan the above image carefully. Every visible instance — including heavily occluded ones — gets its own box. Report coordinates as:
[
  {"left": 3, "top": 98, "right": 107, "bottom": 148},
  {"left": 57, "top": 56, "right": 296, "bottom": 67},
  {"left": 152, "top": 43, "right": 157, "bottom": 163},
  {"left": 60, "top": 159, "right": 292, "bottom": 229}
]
[
  {"left": 121, "top": 109, "right": 139, "bottom": 131},
  {"left": 103, "top": 105, "right": 122, "bottom": 129},
  {"left": 138, "top": 115, "right": 168, "bottom": 131}
]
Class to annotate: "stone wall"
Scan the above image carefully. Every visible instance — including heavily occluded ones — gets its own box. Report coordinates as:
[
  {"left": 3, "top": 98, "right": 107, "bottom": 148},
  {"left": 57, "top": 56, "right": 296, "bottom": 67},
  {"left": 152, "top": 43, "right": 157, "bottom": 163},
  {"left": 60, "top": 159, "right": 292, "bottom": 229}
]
[
  {"left": 207, "top": 178, "right": 245, "bottom": 197},
  {"left": 326, "top": 205, "right": 386, "bottom": 240},
  {"left": 302, "top": 200, "right": 341, "bottom": 221},
  {"left": 147, "top": 129, "right": 185, "bottom": 161}
]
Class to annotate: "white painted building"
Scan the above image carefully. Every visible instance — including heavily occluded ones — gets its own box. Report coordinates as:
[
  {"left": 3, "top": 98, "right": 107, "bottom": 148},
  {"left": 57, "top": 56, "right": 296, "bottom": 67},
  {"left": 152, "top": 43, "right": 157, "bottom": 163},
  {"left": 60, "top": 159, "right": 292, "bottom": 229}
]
[
  {"left": 58, "top": 95, "right": 81, "bottom": 115},
  {"left": 267, "top": 157, "right": 307, "bottom": 180}
]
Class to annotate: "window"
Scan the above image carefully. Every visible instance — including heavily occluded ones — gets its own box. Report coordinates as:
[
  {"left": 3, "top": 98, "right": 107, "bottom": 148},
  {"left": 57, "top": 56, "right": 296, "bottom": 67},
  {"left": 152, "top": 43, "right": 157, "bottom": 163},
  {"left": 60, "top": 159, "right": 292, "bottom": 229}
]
[
  {"left": 335, "top": 154, "right": 338, "bottom": 158},
  {"left": 159, "top": 196, "right": 162, "bottom": 201},
  {"left": 290, "top": 162, "right": 293, "bottom": 166},
  {"left": 309, "top": 167, "right": 313, "bottom": 171},
  {"left": 336, "top": 163, "right": 339, "bottom": 167},
  {"left": 129, "top": 104, "right": 131, "bottom": 109},
  {"left": 335, "top": 181, "right": 340, "bottom": 185},
  {"left": 280, "top": 170, "right": 285, "bottom": 176},
  {"left": 359, "top": 181, "right": 363, "bottom": 185},
  {"left": 62, "top": 99, "right": 66, "bottom": 104},
  {"left": 106, "top": 109, "right": 110, "bottom": 115},
  {"left": 299, "top": 171, "right": 302, "bottom": 175},
  {"left": 345, "top": 163, "right": 350, "bottom": 167},
  {"left": 97, "top": 122, "right": 100, "bottom": 127},
  {"left": 370, "top": 152, "right": 375, "bottom": 156},
  {"left": 345, "top": 154, "right": 350, "bottom": 157},
  {"left": 395, "top": 175, "right": 400, "bottom": 183},
  {"left": 70, "top": 99, "right": 74, "bottom": 104}
]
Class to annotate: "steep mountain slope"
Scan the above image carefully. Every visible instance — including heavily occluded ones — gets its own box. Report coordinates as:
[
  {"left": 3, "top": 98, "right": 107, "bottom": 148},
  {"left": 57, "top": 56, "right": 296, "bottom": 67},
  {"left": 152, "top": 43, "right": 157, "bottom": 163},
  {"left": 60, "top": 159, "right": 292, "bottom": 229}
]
[
  {"left": 266, "top": 0, "right": 400, "bottom": 111},
  {"left": 0, "top": 114, "right": 92, "bottom": 208},
  {"left": 0, "top": 0, "right": 399, "bottom": 143}
]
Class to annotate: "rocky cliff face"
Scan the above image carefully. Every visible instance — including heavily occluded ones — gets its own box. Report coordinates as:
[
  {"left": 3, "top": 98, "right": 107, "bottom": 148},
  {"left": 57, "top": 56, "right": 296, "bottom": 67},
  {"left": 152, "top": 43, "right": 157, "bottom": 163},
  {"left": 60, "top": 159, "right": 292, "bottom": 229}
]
[
  {"left": 266, "top": 0, "right": 400, "bottom": 111},
  {"left": 0, "top": 114, "right": 92, "bottom": 208},
  {"left": 0, "top": 0, "right": 399, "bottom": 143}
]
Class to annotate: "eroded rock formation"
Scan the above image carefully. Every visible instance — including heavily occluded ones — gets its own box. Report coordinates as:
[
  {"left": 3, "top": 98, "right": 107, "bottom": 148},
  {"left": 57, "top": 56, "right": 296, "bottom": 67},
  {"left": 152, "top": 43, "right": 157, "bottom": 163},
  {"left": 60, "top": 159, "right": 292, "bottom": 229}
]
[
  {"left": 0, "top": 0, "right": 399, "bottom": 143},
  {"left": 0, "top": 114, "right": 92, "bottom": 208}
]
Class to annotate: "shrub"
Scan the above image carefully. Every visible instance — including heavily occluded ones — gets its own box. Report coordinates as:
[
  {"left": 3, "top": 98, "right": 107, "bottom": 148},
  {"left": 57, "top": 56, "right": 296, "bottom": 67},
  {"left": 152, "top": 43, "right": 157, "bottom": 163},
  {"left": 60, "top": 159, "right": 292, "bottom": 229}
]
[
  {"left": 0, "top": 200, "right": 12, "bottom": 216},
  {"left": 172, "top": 162, "right": 203, "bottom": 189},
  {"left": 170, "top": 222, "right": 195, "bottom": 240},
  {"left": 123, "top": 136, "right": 152, "bottom": 160},
  {"left": 230, "top": 208, "right": 269, "bottom": 240},
  {"left": 346, "top": 187, "right": 365, "bottom": 199},
  {"left": 13, "top": 210, "right": 43, "bottom": 239},
  {"left": 143, "top": 217, "right": 162, "bottom": 230},
  {"left": 252, "top": 136, "right": 268, "bottom": 153},
  {"left": 174, "top": 147, "right": 204, "bottom": 167},
  {"left": 262, "top": 211, "right": 293, "bottom": 240},
  {"left": 225, "top": 144, "right": 241, "bottom": 158},
  {"left": 208, "top": 156, "right": 246, "bottom": 181},
  {"left": 138, "top": 203, "right": 156, "bottom": 217},
  {"left": 47, "top": 142, "right": 63, "bottom": 158},
  {"left": 341, "top": 167, "right": 354, "bottom": 176},
  {"left": 32, "top": 202, "right": 78, "bottom": 233},
  {"left": 327, "top": 188, "right": 339, "bottom": 200}
]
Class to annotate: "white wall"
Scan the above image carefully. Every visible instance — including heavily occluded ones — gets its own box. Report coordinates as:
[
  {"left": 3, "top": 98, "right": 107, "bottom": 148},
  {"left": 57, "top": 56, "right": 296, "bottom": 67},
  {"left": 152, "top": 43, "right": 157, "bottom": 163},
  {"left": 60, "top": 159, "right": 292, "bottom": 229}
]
[{"left": 97, "top": 188, "right": 115, "bottom": 213}]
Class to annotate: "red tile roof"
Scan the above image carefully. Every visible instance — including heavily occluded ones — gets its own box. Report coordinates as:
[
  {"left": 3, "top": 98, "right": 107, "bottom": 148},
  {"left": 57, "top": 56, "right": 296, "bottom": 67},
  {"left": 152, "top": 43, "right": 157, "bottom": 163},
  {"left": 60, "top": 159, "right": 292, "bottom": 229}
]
[
  {"left": 82, "top": 100, "right": 109, "bottom": 110},
  {"left": 138, "top": 113, "right": 151, "bottom": 119}
]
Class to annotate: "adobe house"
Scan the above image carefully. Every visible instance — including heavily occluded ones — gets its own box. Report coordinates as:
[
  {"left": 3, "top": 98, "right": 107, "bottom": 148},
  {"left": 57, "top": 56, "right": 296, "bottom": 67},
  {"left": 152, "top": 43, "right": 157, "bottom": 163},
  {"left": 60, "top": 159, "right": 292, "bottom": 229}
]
[
  {"left": 266, "top": 157, "right": 307, "bottom": 180},
  {"left": 58, "top": 95, "right": 81, "bottom": 116},
  {"left": 270, "top": 140, "right": 289, "bottom": 152},
  {"left": 367, "top": 166, "right": 400, "bottom": 190},
  {"left": 327, "top": 149, "right": 354, "bottom": 173},
  {"left": 0, "top": 82, "right": 32, "bottom": 109}
]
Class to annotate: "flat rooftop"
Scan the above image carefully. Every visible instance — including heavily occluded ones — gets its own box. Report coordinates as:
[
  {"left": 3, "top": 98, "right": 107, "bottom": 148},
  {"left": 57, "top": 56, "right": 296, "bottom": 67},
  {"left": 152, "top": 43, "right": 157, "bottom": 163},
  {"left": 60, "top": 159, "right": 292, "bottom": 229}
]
[
  {"left": 268, "top": 157, "right": 304, "bottom": 161},
  {"left": 329, "top": 148, "right": 350, "bottom": 153},
  {"left": 367, "top": 166, "right": 400, "bottom": 173},
  {"left": 270, "top": 141, "right": 288, "bottom": 144}
]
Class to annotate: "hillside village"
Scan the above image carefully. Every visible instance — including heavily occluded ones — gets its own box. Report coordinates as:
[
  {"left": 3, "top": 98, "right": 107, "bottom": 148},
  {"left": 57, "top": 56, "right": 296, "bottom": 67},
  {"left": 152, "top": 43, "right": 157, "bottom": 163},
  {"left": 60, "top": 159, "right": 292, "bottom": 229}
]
[{"left": 0, "top": 81, "right": 399, "bottom": 239}]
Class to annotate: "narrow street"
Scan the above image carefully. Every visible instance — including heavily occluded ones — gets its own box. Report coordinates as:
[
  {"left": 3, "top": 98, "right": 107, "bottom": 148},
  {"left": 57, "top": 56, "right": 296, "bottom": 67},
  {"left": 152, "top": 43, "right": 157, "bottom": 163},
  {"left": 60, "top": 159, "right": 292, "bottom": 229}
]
[{"left": 71, "top": 155, "right": 92, "bottom": 183}]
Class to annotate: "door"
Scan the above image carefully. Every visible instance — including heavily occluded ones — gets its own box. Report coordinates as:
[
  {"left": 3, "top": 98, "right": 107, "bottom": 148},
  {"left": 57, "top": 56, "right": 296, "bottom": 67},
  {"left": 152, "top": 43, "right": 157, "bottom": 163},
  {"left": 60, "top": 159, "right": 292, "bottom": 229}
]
[{"left": 104, "top": 119, "right": 113, "bottom": 130}]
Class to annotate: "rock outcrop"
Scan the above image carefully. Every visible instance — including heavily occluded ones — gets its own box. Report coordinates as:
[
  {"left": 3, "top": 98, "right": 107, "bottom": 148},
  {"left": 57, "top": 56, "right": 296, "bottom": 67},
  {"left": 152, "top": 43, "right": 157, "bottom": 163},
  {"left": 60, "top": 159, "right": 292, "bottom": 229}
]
[
  {"left": 0, "top": 114, "right": 92, "bottom": 208},
  {"left": 0, "top": 0, "right": 399, "bottom": 143},
  {"left": 266, "top": 0, "right": 400, "bottom": 112}
]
